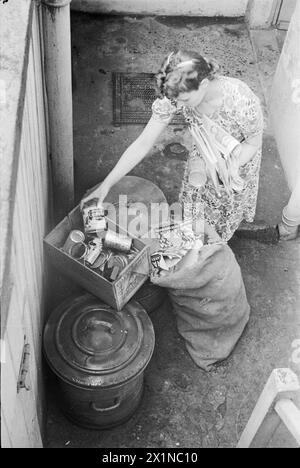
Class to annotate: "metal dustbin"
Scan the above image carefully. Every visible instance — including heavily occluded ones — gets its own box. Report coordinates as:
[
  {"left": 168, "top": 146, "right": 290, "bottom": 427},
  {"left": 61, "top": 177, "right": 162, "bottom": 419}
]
[{"left": 43, "top": 293, "right": 155, "bottom": 429}]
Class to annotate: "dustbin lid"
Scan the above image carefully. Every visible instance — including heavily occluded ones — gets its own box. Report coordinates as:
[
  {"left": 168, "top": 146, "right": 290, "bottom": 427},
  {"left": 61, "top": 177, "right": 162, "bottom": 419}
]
[{"left": 43, "top": 294, "right": 155, "bottom": 388}]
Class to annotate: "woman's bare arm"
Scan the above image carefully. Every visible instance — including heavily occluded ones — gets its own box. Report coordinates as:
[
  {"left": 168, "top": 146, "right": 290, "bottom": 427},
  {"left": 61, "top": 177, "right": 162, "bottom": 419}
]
[
  {"left": 81, "top": 117, "right": 169, "bottom": 206},
  {"left": 104, "top": 118, "right": 168, "bottom": 187}
]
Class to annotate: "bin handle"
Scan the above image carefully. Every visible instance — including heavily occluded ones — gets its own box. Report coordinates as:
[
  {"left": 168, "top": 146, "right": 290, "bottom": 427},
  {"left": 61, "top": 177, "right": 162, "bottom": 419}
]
[{"left": 90, "top": 398, "right": 121, "bottom": 412}]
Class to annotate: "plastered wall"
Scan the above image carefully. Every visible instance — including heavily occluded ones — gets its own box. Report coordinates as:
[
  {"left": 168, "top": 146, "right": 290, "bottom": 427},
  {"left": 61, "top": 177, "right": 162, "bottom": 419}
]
[
  {"left": 270, "top": 0, "right": 300, "bottom": 191},
  {"left": 71, "top": 0, "right": 249, "bottom": 17}
]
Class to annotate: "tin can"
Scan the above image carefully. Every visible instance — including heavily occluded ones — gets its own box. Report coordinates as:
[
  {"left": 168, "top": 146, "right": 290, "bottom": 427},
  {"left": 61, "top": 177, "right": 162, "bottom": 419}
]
[
  {"left": 111, "top": 254, "right": 129, "bottom": 270},
  {"left": 69, "top": 242, "right": 88, "bottom": 260},
  {"left": 89, "top": 249, "right": 112, "bottom": 271},
  {"left": 82, "top": 205, "right": 107, "bottom": 235},
  {"left": 104, "top": 230, "right": 132, "bottom": 253},
  {"left": 62, "top": 230, "right": 85, "bottom": 254},
  {"left": 85, "top": 238, "right": 103, "bottom": 265},
  {"left": 110, "top": 265, "right": 120, "bottom": 281}
]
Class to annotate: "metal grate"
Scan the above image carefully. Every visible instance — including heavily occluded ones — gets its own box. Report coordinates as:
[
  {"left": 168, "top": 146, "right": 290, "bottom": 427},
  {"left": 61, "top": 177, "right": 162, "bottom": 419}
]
[{"left": 112, "top": 72, "right": 186, "bottom": 125}]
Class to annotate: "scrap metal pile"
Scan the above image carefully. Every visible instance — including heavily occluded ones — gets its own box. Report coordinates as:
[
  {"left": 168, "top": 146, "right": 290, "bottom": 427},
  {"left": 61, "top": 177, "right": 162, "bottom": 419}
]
[
  {"left": 61, "top": 200, "right": 138, "bottom": 282},
  {"left": 150, "top": 219, "right": 203, "bottom": 274}
]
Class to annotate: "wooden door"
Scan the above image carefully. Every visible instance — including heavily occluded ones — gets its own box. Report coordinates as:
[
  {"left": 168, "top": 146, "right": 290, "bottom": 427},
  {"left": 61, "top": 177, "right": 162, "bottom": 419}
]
[{"left": 1, "top": 2, "right": 50, "bottom": 448}]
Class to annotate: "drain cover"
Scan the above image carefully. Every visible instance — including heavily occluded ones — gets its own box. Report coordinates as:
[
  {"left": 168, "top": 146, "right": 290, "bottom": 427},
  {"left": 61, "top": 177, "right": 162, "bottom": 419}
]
[
  {"left": 163, "top": 143, "right": 189, "bottom": 160},
  {"left": 112, "top": 72, "right": 186, "bottom": 125}
]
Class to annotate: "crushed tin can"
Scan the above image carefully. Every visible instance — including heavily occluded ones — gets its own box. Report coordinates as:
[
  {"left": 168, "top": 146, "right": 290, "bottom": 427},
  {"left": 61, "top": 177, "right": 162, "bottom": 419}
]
[
  {"left": 107, "top": 254, "right": 130, "bottom": 281},
  {"left": 109, "top": 266, "right": 120, "bottom": 282},
  {"left": 85, "top": 238, "right": 103, "bottom": 265},
  {"left": 110, "top": 254, "right": 130, "bottom": 270},
  {"left": 62, "top": 230, "right": 85, "bottom": 254},
  {"left": 89, "top": 249, "right": 112, "bottom": 271},
  {"left": 104, "top": 230, "right": 132, "bottom": 253},
  {"left": 82, "top": 198, "right": 107, "bottom": 235}
]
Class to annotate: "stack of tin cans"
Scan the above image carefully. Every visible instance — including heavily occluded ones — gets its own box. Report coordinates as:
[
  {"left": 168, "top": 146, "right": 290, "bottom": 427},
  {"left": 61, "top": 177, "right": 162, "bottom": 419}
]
[
  {"left": 61, "top": 202, "right": 137, "bottom": 282},
  {"left": 82, "top": 200, "right": 107, "bottom": 236}
]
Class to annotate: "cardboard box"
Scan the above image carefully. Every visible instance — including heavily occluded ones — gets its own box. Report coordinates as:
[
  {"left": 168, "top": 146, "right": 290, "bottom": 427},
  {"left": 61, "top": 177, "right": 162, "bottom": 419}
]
[{"left": 44, "top": 206, "right": 150, "bottom": 310}]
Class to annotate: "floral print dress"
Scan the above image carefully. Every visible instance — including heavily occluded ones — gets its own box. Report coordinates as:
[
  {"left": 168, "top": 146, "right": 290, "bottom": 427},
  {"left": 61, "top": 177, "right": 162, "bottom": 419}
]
[{"left": 152, "top": 76, "right": 264, "bottom": 241}]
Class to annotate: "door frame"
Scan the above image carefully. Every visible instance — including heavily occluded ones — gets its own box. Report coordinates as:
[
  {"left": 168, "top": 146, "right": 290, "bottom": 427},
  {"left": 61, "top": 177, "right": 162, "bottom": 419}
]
[
  {"left": 271, "top": 0, "right": 284, "bottom": 25},
  {"left": 271, "top": 0, "right": 296, "bottom": 27}
]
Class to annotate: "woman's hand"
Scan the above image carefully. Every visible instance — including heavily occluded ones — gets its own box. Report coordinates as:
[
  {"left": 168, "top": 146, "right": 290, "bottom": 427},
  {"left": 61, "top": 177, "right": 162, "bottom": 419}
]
[{"left": 80, "top": 182, "right": 110, "bottom": 209}]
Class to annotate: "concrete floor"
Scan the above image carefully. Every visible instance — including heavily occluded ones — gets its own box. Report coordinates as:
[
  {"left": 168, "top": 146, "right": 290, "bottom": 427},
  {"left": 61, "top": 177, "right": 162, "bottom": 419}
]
[
  {"left": 71, "top": 13, "right": 290, "bottom": 226},
  {"left": 45, "top": 13, "right": 300, "bottom": 448}
]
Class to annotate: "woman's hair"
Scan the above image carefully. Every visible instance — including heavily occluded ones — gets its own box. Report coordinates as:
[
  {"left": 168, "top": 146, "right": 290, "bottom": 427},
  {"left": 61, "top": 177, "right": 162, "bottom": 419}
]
[{"left": 156, "top": 50, "right": 220, "bottom": 99}]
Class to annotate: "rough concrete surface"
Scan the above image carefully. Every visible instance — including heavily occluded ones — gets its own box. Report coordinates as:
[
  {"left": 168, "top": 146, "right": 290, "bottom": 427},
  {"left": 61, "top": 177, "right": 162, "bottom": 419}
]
[{"left": 45, "top": 13, "right": 300, "bottom": 448}]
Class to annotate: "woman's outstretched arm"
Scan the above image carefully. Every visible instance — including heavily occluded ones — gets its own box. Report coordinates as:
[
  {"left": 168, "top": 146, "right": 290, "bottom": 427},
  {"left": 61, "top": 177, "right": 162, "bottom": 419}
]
[{"left": 81, "top": 116, "right": 169, "bottom": 207}]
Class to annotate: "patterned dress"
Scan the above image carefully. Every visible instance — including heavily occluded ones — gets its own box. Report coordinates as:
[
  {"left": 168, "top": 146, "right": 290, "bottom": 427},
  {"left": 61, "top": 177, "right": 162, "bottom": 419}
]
[{"left": 152, "top": 76, "right": 264, "bottom": 241}]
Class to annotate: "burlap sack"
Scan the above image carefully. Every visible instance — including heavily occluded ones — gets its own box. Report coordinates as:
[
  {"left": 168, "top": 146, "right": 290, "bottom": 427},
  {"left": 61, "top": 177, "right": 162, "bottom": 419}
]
[{"left": 151, "top": 238, "right": 250, "bottom": 371}]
